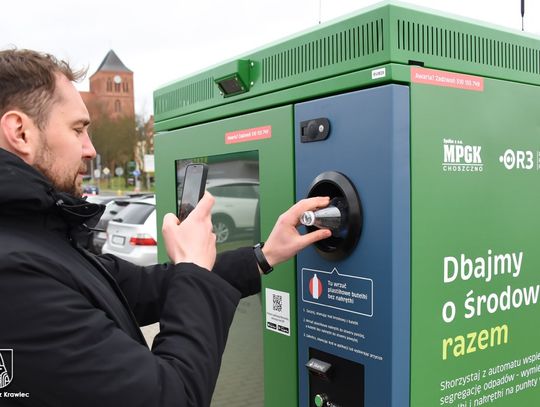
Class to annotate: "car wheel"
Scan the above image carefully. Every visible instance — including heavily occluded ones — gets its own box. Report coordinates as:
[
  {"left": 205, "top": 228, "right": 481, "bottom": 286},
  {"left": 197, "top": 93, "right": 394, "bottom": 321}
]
[{"left": 213, "top": 217, "right": 233, "bottom": 244}]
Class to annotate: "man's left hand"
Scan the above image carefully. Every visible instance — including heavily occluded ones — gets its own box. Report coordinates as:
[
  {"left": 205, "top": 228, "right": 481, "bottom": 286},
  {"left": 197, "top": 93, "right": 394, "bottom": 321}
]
[{"left": 261, "top": 196, "right": 332, "bottom": 270}]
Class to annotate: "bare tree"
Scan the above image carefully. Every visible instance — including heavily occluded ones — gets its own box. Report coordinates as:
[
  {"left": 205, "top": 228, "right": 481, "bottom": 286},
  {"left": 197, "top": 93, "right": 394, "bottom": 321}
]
[{"left": 90, "top": 113, "right": 138, "bottom": 185}]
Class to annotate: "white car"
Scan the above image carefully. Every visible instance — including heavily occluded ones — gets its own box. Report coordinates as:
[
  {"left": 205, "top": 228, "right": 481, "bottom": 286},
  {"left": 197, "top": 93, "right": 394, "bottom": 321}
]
[
  {"left": 206, "top": 179, "right": 259, "bottom": 244},
  {"left": 101, "top": 179, "right": 259, "bottom": 266},
  {"left": 102, "top": 195, "right": 158, "bottom": 266}
]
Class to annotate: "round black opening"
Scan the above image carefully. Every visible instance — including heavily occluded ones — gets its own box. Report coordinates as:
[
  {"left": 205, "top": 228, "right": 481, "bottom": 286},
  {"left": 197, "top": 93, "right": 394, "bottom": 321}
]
[{"left": 305, "top": 171, "right": 362, "bottom": 261}]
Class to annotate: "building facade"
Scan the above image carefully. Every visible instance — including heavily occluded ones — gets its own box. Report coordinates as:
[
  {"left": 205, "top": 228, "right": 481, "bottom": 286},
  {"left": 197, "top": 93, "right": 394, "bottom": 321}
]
[{"left": 80, "top": 50, "right": 134, "bottom": 120}]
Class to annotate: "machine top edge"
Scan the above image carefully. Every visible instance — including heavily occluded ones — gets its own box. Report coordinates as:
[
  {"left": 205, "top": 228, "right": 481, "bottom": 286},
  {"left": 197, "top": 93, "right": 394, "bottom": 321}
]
[{"left": 154, "top": 2, "right": 540, "bottom": 128}]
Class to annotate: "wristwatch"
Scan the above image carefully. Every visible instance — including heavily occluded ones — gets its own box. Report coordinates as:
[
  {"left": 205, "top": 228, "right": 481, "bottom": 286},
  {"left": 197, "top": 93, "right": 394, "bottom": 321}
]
[{"left": 253, "top": 242, "right": 273, "bottom": 274}]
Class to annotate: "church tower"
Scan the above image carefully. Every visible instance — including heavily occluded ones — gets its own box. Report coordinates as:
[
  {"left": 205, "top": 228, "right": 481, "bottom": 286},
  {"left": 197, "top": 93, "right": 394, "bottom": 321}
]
[{"left": 81, "top": 50, "right": 134, "bottom": 119}]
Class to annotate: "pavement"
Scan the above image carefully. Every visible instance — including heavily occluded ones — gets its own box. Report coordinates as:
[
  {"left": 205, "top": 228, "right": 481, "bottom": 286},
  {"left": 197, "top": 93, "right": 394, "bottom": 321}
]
[{"left": 141, "top": 293, "right": 264, "bottom": 406}]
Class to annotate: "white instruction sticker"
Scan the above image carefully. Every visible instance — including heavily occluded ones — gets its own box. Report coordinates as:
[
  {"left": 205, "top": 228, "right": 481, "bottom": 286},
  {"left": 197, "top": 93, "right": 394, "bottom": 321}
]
[
  {"left": 265, "top": 288, "right": 290, "bottom": 336},
  {"left": 371, "top": 67, "right": 386, "bottom": 80}
]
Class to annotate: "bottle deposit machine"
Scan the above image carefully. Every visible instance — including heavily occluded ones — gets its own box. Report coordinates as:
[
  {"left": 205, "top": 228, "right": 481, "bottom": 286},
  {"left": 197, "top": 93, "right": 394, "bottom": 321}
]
[{"left": 153, "top": 2, "right": 540, "bottom": 406}]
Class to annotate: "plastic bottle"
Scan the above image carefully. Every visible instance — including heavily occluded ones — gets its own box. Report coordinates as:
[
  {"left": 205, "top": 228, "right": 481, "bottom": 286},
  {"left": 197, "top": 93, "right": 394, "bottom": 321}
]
[{"left": 300, "top": 197, "right": 348, "bottom": 237}]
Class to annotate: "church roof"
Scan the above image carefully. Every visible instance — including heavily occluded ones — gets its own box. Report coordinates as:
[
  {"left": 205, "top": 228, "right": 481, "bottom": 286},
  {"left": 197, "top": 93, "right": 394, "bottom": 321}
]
[{"left": 94, "top": 50, "right": 132, "bottom": 73}]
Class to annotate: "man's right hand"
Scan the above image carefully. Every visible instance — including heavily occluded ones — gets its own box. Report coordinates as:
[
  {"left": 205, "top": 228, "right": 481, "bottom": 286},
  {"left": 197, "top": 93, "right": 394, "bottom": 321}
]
[{"left": 162, "top": 191, "right": 217, "bottom": 271}]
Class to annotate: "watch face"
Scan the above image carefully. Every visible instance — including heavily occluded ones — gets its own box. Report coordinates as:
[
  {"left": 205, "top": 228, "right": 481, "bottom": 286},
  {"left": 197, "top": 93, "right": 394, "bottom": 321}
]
[{"left": 114, "top": 75, "right": 122, "bottom": 84}]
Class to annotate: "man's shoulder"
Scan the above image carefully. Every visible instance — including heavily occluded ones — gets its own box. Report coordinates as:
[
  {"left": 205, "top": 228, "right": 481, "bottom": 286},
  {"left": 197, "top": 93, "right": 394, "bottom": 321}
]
[{"left": 0, "top": 225, "right": 86, "bottom": 283}]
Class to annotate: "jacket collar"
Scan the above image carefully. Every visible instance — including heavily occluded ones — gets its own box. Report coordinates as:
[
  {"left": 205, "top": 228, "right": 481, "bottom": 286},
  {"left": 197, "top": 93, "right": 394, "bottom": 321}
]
[{"left": 0, "top": 148, "right": 104, "bottom": 230}]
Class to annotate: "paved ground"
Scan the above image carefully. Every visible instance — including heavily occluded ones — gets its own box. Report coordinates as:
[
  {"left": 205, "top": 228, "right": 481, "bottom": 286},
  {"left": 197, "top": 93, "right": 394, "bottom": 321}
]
[{"left": 141, "top": 294, "right": 264, "bottom": 406}]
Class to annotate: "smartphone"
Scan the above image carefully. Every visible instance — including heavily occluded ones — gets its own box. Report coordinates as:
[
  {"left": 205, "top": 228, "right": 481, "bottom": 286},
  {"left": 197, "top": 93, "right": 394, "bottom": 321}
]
[{"left": 178, "top": 163, "right": 208, "bottom": 221}]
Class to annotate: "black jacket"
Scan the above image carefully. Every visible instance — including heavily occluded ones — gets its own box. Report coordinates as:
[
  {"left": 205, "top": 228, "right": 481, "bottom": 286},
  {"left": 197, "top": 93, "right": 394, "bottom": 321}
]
[{"left": 0, "top": 148, "right": 261, "bottom": 406}]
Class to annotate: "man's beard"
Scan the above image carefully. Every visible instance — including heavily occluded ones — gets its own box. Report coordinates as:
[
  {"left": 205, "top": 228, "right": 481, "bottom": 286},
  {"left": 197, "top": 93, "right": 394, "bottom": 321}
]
[{"left": 33, "top": 137, "right": 85, "bottom": 197}]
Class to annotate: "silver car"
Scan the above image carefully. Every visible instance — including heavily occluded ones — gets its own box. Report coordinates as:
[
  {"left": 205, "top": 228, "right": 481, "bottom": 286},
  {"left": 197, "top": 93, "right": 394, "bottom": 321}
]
[
  {"left": 88, "top": 196, "right": 131, "bottom": 254},
  {"left": 102, "top": 195, "right": 158, "bottom": 266},
  {"left": 206, "top": 179, "right": 259, "bottom": 244}
]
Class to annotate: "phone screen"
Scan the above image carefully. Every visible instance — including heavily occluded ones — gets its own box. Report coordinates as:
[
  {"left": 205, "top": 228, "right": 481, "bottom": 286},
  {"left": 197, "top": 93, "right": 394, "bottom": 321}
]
[{"left": 179, "top": 164, "right": 208, "bottom": 220}]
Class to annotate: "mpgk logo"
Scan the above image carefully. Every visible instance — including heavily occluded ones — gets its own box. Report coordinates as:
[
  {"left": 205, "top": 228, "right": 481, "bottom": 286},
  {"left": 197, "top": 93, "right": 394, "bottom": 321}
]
[
  {"left": 0, "top": 349, "right": 13, "bottom": 389},
  {"left": 442, "top": 139, "right": 483, "bottom": 172}
]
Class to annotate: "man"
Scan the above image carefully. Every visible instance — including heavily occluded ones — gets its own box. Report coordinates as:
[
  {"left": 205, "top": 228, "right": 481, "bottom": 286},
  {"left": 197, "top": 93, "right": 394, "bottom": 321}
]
[{"left": 0, "top": 49, "right": 331, "bottom": 406}]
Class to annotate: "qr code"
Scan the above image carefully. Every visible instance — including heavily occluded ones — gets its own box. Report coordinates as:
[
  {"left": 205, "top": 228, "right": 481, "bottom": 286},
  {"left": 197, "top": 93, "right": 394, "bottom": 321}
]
[{"left": 272, "top": 294, "right": 283, "bottom": 312}]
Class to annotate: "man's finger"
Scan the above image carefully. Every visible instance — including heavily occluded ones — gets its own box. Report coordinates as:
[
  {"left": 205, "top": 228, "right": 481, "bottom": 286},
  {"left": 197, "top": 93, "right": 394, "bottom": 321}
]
[
  {"left": 299, "top": 228, "right": 332, "bottom": 248},
  {"left": 296, "top": 196, "right": 330, "bottom": 212},
  {"left": 283, "top": 196, "right": 330, "bottom": 223},
  {"left": 163, "top": 212, "right": 180, "bottom": 228},
  {"left": 189, "top": 191, "right": 215, "bottom": 218}
]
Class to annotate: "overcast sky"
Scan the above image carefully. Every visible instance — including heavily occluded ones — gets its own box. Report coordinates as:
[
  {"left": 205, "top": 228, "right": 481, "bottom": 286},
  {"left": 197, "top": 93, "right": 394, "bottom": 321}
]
[{"left": 2, "top": 0, "right": 538, "bottom": 119}]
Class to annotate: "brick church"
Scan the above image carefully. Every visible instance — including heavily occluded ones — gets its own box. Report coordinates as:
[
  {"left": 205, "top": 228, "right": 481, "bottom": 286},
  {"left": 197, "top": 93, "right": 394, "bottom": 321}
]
[{"left": 80, "top": 50, "right": 134, "bottom": 120}]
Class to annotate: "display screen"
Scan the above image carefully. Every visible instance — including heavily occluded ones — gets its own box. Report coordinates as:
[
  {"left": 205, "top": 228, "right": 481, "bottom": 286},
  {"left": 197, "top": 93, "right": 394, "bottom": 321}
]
[{"left": 176, "top": 151, "right": 260, "bottom": 248}]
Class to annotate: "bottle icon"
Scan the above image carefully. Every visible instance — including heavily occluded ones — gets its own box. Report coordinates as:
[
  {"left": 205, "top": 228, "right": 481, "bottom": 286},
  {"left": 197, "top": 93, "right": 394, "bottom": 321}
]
[{"left": 300, "top": 197, "right": 348, "bottom": 237}]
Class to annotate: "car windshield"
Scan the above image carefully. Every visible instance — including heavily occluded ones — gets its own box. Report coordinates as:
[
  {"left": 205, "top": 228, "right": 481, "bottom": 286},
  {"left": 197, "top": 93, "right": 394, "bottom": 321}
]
[
  {"left": 113, "top": 203, "right": 154, "bottom": 224},
  {"left": 101, "top": 201, "right": 130, "bottom": 222}
]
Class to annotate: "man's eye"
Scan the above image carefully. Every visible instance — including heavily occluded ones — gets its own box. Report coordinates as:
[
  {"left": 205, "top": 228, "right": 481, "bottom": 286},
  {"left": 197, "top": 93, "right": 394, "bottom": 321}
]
[{"left": 74, "top": 128, "right": 83, "bottom": 134}]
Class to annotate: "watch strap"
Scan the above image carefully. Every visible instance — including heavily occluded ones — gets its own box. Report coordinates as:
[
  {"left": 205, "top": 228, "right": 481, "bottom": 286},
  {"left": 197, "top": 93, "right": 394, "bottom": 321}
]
[{"left": 253, "top": 242, "right": 273, "bottom": 274}]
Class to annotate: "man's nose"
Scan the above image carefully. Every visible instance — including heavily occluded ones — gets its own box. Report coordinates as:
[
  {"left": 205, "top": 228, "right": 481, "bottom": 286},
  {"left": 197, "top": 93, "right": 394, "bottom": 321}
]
[{"left": 82, "top": 132, "right": 97, "bottom": 159}]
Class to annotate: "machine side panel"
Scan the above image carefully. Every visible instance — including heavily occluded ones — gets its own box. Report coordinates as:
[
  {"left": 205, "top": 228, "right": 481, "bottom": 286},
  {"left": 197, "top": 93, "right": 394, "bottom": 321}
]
[
  {"left": 295, "top": 84, "right": 411, "bottom": 407},
  {"left": 410, "top": 73, "right": 540, "bottom": 406},
  {"left": 154, "top": 106, "right": 298, "bottom": 406}
]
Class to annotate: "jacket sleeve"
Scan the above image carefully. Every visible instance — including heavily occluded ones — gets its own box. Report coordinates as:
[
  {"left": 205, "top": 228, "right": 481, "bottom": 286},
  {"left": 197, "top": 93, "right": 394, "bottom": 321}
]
[
  {"left": 96, "top": 253, "right": 176, "bottom": 326},
  {"left": 96, "top": 247, "right": 261, "bottom": 326},
  {"left": 213, "top": 247, "right": 262, "bottom": 298},
  {"left": 0, "top": 258, "right": 240, "bottom": 407}
]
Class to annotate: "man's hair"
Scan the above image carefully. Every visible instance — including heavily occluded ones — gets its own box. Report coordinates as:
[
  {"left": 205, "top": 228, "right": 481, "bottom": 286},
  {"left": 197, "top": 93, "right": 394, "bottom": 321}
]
[{"left": 0, "top": 48, "right": 87, "bottom": 130}]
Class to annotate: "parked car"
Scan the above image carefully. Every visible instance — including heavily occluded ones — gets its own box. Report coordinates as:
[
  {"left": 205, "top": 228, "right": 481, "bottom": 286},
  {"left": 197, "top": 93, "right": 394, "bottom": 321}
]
[
  {"left": 86, "top": 194, "right": 154, "bottom": 254},
  {"left": 77, "top": 195, "right": 126, "bottom": 252},
  {"left": 100, "top": 179, "right": 259, "bottom": 265},
  {"left": 90, "top": 197, "right": 132, "bottom": 254},
  {"left": 82, "top": 184, "right": 99, "bottom": 196},
  {"left": 206, "top": 179, "right": 259, "bottom": 244},
  {"left": 102, "top": 195, "right": 158, "bottom": 266},
  {"left": 85, "top": 195, "right": 119, "bottom": 206}
]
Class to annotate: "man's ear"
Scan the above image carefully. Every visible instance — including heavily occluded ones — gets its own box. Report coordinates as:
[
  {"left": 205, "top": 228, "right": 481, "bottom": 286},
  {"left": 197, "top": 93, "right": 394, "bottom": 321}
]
[{"left": 0, "top": 111, "right": 40, "bottom": 163}]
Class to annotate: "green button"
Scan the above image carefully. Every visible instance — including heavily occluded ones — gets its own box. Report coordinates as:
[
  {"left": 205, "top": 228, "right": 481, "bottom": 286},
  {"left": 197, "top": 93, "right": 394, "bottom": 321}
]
[{"left": 314, "top": 394, "right": 325, "bottom": 407}]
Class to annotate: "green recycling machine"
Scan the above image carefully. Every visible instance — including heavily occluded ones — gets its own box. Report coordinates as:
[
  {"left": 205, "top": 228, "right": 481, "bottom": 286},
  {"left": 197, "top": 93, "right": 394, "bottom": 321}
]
[{"left": 153, "top": 2, "right": 540, "bottom": 406}]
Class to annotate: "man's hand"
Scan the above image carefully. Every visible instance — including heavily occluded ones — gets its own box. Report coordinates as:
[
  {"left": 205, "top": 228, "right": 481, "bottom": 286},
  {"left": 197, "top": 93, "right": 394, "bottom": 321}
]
[
  {"left": 262, "top": 197, "right": 332, "bottom": 269},
  {"left": 162, "top": 192, "right": 216, "bottom": 270}
]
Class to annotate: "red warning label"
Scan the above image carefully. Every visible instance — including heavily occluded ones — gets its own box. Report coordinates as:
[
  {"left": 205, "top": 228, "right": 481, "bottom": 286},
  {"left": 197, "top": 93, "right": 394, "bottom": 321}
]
[
  {"left": 411, "top": 67, "right": 484, "bottom": 92},
  {"left": 225, "top": 125, "right": 272, "bottom": 144}
]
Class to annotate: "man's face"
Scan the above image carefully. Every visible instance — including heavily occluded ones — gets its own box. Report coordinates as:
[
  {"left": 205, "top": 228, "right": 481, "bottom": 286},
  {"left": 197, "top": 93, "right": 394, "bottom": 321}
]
[{"left": 33, "top": 74, "right": 95, "bottom": 197}]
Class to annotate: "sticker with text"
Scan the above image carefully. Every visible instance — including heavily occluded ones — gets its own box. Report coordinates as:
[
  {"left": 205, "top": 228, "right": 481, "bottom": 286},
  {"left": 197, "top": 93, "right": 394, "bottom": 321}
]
[
  {"left": 225, "top": 125, "right": 272, "bottom": 144},
  {"left": 411, "top": 67, "right": 484, "bottom": 92}
]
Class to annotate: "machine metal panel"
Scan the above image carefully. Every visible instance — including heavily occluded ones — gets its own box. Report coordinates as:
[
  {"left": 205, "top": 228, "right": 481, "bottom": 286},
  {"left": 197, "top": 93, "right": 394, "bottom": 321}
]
[
  {"left": 410, "top": 71, "right": 540, "bottom": 406},
  {"left": 295, "top": 84, "right": 411, "bottom": 407},
  {"left": 155, "top": 2, "right": 540, "bottom": 128},
  {"left": 155, "top": 106, "right": 298, "bottom": 406},
  {"left": 153, "top": 3, "right": 540, "bottom": 406}
]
